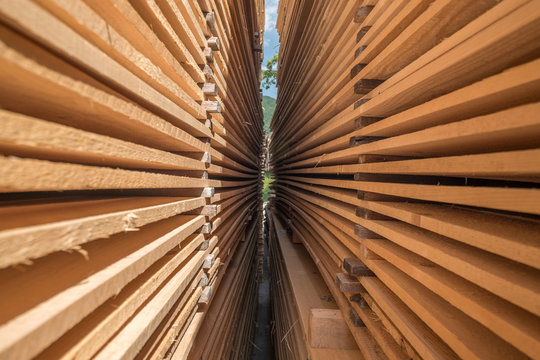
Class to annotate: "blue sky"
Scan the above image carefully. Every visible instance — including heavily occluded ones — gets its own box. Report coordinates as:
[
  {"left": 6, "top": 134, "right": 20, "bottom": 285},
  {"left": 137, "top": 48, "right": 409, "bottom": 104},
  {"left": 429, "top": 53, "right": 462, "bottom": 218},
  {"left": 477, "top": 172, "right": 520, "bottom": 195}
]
[{"left": 262, "top": 0, "right": 279, "bottom": 99}]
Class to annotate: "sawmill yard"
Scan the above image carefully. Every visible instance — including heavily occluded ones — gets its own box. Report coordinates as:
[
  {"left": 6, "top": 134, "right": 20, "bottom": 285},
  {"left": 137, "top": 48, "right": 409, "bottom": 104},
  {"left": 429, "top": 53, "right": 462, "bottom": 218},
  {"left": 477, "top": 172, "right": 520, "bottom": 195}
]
[{"left": 0, "top": 0, "right": 539, "bottom": 359}]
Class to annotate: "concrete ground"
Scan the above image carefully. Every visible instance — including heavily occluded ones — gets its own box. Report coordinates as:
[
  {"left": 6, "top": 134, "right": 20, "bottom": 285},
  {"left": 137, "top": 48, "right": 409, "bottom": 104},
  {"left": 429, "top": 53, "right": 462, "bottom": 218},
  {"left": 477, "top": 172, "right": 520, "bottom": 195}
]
[{"left": 251, "top": 234, "right": 274, "bottom": 359}]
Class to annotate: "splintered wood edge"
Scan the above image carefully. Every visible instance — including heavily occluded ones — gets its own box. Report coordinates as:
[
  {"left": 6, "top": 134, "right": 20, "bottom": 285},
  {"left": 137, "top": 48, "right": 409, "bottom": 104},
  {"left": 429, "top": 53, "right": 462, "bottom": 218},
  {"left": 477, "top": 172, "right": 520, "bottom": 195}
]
[{"left": 0, "top": 197, "right": 207, "bottom": 269}]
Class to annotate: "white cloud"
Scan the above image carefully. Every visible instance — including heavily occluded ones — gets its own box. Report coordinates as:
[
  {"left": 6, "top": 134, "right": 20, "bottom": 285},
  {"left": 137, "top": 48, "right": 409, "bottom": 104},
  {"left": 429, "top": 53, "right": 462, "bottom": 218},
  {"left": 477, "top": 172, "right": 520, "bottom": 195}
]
[
  {"left": 265, "top": 0, "right": 279, "bottom": 31},
  {"left": 261, "top": 62, "right": 277, "bottom": 71}
]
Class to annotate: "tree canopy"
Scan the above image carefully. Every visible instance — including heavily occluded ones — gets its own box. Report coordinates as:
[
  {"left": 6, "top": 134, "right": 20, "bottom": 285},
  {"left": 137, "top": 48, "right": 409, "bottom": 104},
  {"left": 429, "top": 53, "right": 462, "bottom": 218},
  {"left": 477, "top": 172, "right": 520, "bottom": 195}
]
[{"left": 261, "top": 54, "right": 278, "bottom": 90}]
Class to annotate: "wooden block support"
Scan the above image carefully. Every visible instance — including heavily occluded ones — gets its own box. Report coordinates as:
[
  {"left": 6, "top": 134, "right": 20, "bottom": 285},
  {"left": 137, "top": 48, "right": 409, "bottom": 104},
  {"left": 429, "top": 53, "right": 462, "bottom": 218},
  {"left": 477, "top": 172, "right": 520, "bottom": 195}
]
[
  {"left": 199, "top": 273, "right": 209, "bottom": 287},
  {"left": 355, "top": 116, "right": 383, "bottom": 129},
  {"left": 356, "top": 26, "right": 371, "bottom": 42},
  {"left": 202, "top": 152, "right": 211, "bottom": 164},
  {"left": 343, "top": 258, "right": 375, "bottom": 276},
  {"left": 205, "top": 12, "right": 216, "bottom": 31},
  {"left": 201, "top": 222, "right": 212, "bottom": 234},
  {"left": 355, "top": 207, "right": 391, "bottom": 221},
  {"left": 199, "top": 239, "right": 210, "bottom": 251},
  {"left": 198, "top": 286, "right": 211, "bottom": 304},
  {"left": 354, "top": 224, "right": 383, "bottom": 239},
  {"left": 350, "top": 63, "right": 366, "bottom": 78},
  {"left": 357, "top": 154, "right": 410, "bottom": 163},
  {"left": 207, "top": 37, "right": 220, "bottom": 51},
  {"left": 349, "top": 136, "right": 385, "bottom": 147},
  {"left": 354, "top": 98, "right": 370, "bottom": 109},
  {"left": 350, "top": 294, "right": 369, "bottom": 309},
  {"left": 201, "top": 64, "right": 213, "bottom": 80},
  {"left": 202, "top": 254, "right": 215, "bottom": 269},
  {"left": 354, "top": 45, "right": 367, "bottom": 59},
  {"left": 349, "top": 309, "right": 365, "bottom": 327},
  {"left": 203, "top": 47, "right": 214, "bottom": 62},
  {"left": 202, "top": 83, "right": 218, "bottom": 96},
  {"left": 354, "top": 6, "right": 373, "bottom": 23},
  {"left": 357, "top": 191, "right": 399, "bottom": 201},
  {"left": 336, "top": 272, "right": 364, "bottom": 293},
  {"left": 343, "top": 258, "right": 375, "bottom": 277},
  {"left": 354, "top": 79, "right": 384, "bottom": 94},
  {"left": 187, "top": 205, "right": 220, "bottom": 217},
  {"left": 182, "top": 187, "right": 216, "bottom": 198},
  {"left": 201, "top": 101, "right": 221, "bottom": 113}
]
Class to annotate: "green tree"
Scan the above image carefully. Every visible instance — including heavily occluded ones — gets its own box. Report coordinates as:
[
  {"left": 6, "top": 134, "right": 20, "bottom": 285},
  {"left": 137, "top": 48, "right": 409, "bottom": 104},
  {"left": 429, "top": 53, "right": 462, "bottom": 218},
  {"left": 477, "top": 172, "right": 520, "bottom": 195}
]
[
  {"left": 261, "top": 54, "right": 278, "bottom": 90},
  {"left": 262, "top": 95, "right": 276, "bottom": 134},
  {"left": 263, "top": 171, "right": 274, "bottom": 202}
]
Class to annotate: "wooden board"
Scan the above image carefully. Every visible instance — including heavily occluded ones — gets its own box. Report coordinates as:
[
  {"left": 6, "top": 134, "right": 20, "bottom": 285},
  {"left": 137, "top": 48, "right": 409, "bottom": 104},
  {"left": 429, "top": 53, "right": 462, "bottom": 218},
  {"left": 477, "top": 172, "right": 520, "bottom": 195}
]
[
  {"left": 0, "top": 0, "right": 264, "bottom": 359},
  {"left": 269, "top": 1, "right": 540, "bottom": 358}
]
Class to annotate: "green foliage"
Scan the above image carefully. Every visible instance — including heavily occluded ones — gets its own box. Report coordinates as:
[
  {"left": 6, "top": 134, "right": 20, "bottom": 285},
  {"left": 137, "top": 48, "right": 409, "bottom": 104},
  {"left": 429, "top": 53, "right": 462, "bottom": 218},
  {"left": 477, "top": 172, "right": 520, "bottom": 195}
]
[
  {"left": 261, "top": 54, "right": 278, "bottom": 90},
  {"left": 262, "top": 95, "right": 276, "bottom": 134},
  {"left": 261, "top": 55, "right": 278, "bottom": 202},
  {"left": 262, "top": 171, "right": 274, "bottom": 203}
]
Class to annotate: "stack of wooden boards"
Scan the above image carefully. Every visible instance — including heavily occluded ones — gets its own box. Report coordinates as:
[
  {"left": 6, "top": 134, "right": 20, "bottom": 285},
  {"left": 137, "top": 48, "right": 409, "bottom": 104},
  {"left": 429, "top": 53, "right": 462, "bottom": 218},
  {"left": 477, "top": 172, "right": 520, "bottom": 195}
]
[
  {"left": 266, "top": 209, "right": 363, "bottom": 359},
  {"left": 269, "top": 0, "right": 540, "bottom": 359},
  {"left": 0, "top": 0, "right": 264, "bottom": 359}
]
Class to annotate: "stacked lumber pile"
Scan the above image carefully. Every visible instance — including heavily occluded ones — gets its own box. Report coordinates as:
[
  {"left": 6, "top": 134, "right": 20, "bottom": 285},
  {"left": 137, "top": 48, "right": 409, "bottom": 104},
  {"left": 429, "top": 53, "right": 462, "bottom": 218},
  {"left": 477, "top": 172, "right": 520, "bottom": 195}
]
[
  {"left": 267, "top": 210, "right": 363, "bottom": 359},
  {"left": 0, "top": 0, "right": 263, "bottom": 359},
  {"left": 269, "top": 0, "right": 540, "bottom": 359}
]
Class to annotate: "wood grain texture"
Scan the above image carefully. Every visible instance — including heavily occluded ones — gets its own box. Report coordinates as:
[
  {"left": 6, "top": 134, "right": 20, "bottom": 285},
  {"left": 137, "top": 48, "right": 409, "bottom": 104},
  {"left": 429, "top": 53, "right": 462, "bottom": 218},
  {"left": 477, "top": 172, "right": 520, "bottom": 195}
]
[
  {"left": 270, "top": 0, "right": 540, "bottom": 358},
  {"left": 0, "top": 0, "right": 263, "bottom": 359}
]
